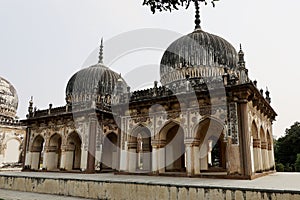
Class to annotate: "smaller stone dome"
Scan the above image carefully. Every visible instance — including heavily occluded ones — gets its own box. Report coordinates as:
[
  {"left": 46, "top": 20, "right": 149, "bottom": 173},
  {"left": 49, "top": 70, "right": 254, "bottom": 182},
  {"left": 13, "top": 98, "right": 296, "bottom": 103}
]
[
  {"left": 66, "top": 38, "right": 128, "bottom": 105},
  {"left": 0, "top": 77, "right": 18, "bottom": 119},
  {"left": 65, "top": 64, "right": 127, "bottom": 104}
]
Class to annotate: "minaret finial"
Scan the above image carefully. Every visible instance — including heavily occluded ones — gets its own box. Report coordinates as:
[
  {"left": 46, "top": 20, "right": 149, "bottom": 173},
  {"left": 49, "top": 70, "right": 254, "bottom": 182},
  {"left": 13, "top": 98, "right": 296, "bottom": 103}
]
[
  {"left": 238, "top": 43, "right": 245, "bottom": 66},
  {"left": 194, "top": 0, "right": 201, "bottom": 30},
  {"left": 98, "top": 37, "right": 104, "bottom": 64}
]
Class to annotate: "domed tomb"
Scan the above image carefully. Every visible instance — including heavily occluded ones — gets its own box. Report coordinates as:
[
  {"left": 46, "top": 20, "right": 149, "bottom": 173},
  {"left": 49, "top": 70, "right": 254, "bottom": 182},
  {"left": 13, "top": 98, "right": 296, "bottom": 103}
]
[
  {"left": 160, "top": 29, "right": 238, "bottom": 86},
  {"left": 66, "top": 39, "right": 127, "bottom": 104},
  {"left": 0, "top": 76, "right": 18, "bottom": 119}
]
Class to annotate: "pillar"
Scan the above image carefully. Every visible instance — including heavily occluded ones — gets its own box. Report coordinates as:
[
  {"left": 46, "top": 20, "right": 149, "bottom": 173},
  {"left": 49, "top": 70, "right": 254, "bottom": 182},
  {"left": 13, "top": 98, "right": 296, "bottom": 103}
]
[
  {"left": 127, "top": 142, "right": 136, "bottom": 173},
  {"left": 238, "top": 100, "right": 253, "bottom": 176},
  {"left": 185, "top": 144, "right": 193, "bottom": 176},
  {"left": 158, "top": 147, "right": 165, "bottom": 173},
  {"left": 253, "top": 139, "right": 261, "bottom": 172},
  {"left": 86, "top": 115, "right": 97, "bottom": 173},
  {"left": 80, "top": 148, "right": 88, "bottom": 171},
  {"left": 120, "top": 141, "right": 128, "bottom": 171},
  {"left": 22, "top": 127, "right": 31, "bottom": 170},
  {"left": 193, "top": 146, "right": 200, "bottom": 175},
  {"left": 200, "top": 142, "right": 208, "bottom": 170},
  {"left": 268, "top": 143, "right": 275, "bottom": 169},
  {"left": 24, "top": 152, "right": 32, "bottom": 167},
  {"left": 30, "top": 151, "right": 40, "bottom": 170},
  {"left": 261, "top": 141, "right": 269, "bottom": 170},
  {"left": 151, "top": 146, "right": 158, "bottom": 174}
]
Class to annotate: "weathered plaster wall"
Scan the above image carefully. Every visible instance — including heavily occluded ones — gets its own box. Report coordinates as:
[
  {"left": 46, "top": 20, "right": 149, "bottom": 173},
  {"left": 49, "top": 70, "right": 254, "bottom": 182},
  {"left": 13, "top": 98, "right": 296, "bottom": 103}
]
[{"left": 0, "top": 175, "right": 299, "bottom": 200}]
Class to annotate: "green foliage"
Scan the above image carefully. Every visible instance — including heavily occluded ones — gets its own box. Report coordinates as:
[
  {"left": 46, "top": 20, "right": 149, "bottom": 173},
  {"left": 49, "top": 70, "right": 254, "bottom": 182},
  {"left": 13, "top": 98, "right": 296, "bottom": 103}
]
[
  {"left": 276, "top": 163, "right": 284, "bottom": 172},
  {"left": 275, "top": 122, "right": 300, "bottom": 172},
  {"left": 295, "top": 154, "right": 300, "bottom": 172},
  {"left": 142, "top": 0, "right": 219, "bottom": 13}
]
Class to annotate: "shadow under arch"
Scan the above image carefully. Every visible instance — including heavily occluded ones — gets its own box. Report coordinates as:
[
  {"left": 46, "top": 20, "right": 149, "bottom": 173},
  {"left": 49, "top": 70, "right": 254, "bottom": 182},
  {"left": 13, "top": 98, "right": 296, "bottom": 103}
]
[
  {"left": 158, "top": 120, "right": 185, "bottom": 172},
  {"left": 66, "top": 131, "right": 82, "bottom": 170},
  {"left": 30, "top": 134, "right": 45, "bottom": 170},
  {"left": 129, "top": 124, "right": 152, "bottom": 172},
  {"left": 194, "top": 117, "right": 225, "bottom": 171},
  {"left": 102, "top": 131, "right": 118, "bottom": 171},
  {"left": 251, "top": 121, "right": 262, "bottom": 173},
  {"left": 46, "top": 133, "right": 62, "bottom": 170}
]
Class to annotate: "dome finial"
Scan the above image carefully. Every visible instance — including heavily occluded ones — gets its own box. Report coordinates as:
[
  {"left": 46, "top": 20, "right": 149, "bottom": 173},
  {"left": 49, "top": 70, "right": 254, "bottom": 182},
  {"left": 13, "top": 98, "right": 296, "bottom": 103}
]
[
  {"left": 98, "top": 37, "right": 104, "bottom": 64},
  {"left": 194, "top": 0, "right": 201, "bottom": 30}
]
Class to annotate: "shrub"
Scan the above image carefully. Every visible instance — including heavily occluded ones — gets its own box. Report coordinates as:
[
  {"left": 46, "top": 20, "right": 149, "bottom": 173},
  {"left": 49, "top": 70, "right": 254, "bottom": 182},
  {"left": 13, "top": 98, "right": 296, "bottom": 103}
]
[{"left": 276, "top": 163, "right": 285, "bottom": 172}]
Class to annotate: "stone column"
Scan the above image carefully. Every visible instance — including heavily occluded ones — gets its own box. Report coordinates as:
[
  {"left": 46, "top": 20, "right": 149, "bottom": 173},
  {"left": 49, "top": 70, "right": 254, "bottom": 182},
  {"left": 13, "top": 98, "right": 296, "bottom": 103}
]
[
  {"left": 152, "top": 140, "right": 165, "bottom": 174},
  {"left": 22, "top": 127, "right": 31, "bottom": 169},
  {"left": 119, "top": 141, "right": 128, "bottom": 172},
  {"left": 158, "top": 146, "right": 165, "bottom": 173},
  {"left": 238, "top": 100, "right": 253, "bottom": 176},
  {"left": 253, "top": 139, "right": 261, "bottom": 172},
  {"left": 151, "top": 145, "right": 158, "bottom": 174},
  {"left": 261, "top": 141, "right": 269, "bottom": 170},
  {"left": 127, "top": 142, "right": 137, "bottom": 173},
  {"left": 30, "top": 151, "right": 40, "bottom": 170},
  {"left": 24, "top": 152, "right": 32, "bottom": 167},
  {"left": 60, "top": 148, "right": 66, "bottom": 170},
  {"left": 200, "top": 142, "right": 208, "bottom": 170},
  {"left": 86, "top": 115, "right": 97, "bottom": 173},
  {"left": 193, "top": 146, "right": 200, "bottom": 175},
  {"left": 185, "top": 143, "right": 193, "bottom": 176},
  {"left": 45, "top": 146, "right": 59, "bottom": 171},
  {"left": 268, "top": 143, "right": 275, "bottom": 169}
]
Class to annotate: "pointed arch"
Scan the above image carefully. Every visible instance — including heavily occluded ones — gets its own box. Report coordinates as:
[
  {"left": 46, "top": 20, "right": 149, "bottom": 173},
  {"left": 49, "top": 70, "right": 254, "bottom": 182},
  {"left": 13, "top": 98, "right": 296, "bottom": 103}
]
[
  {"left": 47, "top": 133, "right": 62, "bottom": 170},
  {"left": 128, "top": 124, "right": 152, "bottom": 172},
  {"left": 260, "top": 127, "right": 266, "bottom": 142},
  {"left": 158, "top": 119, "right": 181, "bottom": 141},
  {"left": 158, "top": 120, "right": 185, "bottom": 172},
  {"left": 193, "top": 117, "right": 226, "bottom": 170},
  {"left": 30, "top": 134, "right": 45, "bottom": 170},
  {"left": 251, "top": 121, "right": 259, "bottom": 139},
  {"left": 66, "top": 131, "right": 82, "bottom": 170},
  {"left": 102, "top": 131, "right": 118, "bottom": 170}
]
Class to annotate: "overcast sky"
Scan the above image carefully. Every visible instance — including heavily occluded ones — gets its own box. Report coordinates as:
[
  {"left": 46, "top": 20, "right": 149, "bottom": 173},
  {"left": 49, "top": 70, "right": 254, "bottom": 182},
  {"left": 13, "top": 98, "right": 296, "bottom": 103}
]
[{"left": 0, "top": 0, "right": 299, "bottom": 138}]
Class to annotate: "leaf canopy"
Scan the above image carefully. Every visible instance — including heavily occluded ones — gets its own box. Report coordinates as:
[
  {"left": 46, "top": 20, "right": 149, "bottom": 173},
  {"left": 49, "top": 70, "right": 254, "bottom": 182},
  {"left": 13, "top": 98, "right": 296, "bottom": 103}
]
[{"left": 142, "top": 0, "right": 219, "bottom": 13}]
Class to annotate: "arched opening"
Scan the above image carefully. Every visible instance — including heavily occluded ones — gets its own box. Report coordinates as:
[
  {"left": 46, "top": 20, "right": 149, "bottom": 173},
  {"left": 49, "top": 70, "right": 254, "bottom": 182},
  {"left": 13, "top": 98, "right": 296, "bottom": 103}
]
[
  {"left": 130, "top": 125, "right": 152, "bottom": 172},
  {"left": 31, "top": 135, "right": 44, "bottom": 170},
  {"left": 66, "top": 132, "right": 82, "bottom": 170},
  {"left": 4, "top": 139, "right": 21, "bottom": 164},
  {"left": 251, "top": 121, "right": 261, "bottom": 173},
  {"left": 195, "top": 118, "right": 225, "bottom": 172},
  {"left": 102, "top": 132, "right": 118, "bottom": 171},
  {"left": 260, "top": 127, "right": 269, "bottom": 170},
  {"left": 47, "top": 134, "right": 62, "bottom": 170},
  {"left": 162, "top": 123, "right": 185, "bottom": 172}
]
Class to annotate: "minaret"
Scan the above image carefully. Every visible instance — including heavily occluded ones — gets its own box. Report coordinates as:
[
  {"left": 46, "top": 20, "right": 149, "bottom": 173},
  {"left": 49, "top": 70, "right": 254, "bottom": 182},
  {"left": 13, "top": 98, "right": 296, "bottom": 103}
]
[
  {"left": 237, "top": 44, "right": 249, "bottom": 84},
  {"left": 238, "top": 44, "right": 246, "bottom": 67},
  {"left": 98, "top": 38, "right": 104, "bottom": 64}
]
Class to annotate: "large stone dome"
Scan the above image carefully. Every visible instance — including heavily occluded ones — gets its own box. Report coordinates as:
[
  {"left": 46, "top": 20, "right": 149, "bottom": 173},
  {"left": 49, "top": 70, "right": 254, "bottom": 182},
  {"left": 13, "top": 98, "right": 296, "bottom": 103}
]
[
  {"left": 65, "top": 63, "right": 127, "bottom": 104},
  {"left": 0, "top": 76, "right": 18, "bottom": 119},
  {"left": 160, "top": 29, "right": 238, "bottom": 86}
]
